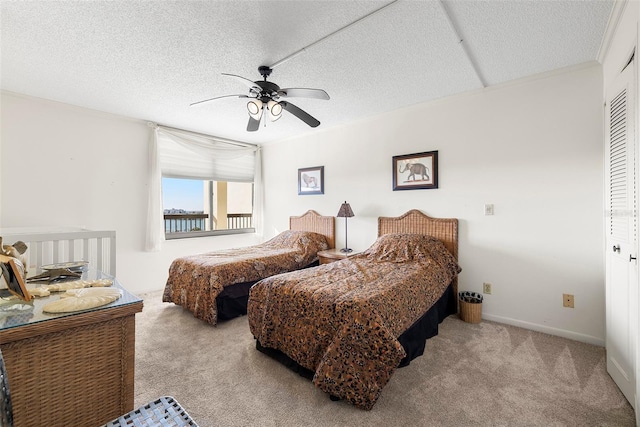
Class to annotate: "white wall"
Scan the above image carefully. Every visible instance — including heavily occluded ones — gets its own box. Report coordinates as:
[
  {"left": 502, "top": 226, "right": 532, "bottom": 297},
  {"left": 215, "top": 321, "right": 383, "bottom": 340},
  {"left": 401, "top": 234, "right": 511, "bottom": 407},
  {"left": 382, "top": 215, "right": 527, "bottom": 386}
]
[
  {"left": 262, "top": 63, "right": 605, "bottom": 344},
  {"left": 0, "top": 63, "right": 605, "bottom": 344},
  {"left": 0, "top": 92, "right": 259, "bottom": 294}
]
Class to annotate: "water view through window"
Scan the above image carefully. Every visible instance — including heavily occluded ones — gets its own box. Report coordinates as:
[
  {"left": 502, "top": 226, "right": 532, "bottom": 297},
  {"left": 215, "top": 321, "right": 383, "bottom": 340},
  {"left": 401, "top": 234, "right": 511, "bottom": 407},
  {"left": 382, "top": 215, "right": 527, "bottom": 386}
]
[
  {"left": 162, "top": 177, "right": 253, "bottom": 234},
  {"left": 163, "top": 178, "right": 205, "bottom": 232}
]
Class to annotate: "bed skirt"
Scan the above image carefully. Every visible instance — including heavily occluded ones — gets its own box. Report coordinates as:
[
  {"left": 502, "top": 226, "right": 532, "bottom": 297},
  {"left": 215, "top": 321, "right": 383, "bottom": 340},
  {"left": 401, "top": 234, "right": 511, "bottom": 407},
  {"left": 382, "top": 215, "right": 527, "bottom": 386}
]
[
  {"left": 216, "top": 260, "right": 321, "bottom": 321},
  {"left": 216, "top": 280, "right": 257, "bottom": 321},
  {"left": 255, "top": 283, "right": 456, "bottom": 378}
]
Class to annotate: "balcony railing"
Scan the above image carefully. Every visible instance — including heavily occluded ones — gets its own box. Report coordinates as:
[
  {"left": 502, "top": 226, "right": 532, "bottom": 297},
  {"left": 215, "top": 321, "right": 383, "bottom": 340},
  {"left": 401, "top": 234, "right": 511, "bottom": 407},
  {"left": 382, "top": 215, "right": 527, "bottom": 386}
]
[
  {"left": 164, "top": 213, "right": 253, "bottom": 234},
  {"left": 164, "top": 213, "right": 208, "bottom": 233},
  {"left": 227, "top": 213, "right": 252, "bottom": 229}
]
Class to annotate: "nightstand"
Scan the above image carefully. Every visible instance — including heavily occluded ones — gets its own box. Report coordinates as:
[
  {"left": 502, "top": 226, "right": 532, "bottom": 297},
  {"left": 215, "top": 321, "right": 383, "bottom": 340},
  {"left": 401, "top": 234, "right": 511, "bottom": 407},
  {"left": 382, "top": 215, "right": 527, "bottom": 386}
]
[{"left": 318, "top": 248, "right": 360, "bottom": 265}]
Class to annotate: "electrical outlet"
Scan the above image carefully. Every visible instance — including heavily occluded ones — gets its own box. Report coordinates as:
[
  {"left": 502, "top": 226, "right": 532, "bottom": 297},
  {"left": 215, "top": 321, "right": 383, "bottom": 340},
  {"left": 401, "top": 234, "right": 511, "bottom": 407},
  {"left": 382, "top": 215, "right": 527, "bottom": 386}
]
[
  {"left": 483, "top": 282, "right": 492, "bottom": 294},
  {"left": 563, "top": 294, "right": 574, "bottom": 308},
  {"left": 484, "top": 204, "right": 494, "bottom": 216}
]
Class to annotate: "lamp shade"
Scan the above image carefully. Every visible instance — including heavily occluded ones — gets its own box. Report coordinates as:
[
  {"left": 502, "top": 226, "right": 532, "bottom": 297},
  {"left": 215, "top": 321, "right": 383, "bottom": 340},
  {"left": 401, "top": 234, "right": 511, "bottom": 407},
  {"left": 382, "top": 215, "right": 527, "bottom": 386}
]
[
  {"left": 268, "top": 100, "right": 282, "bottom": 121},
  {"left": 337, "top": 201, "right": 354, "bottom": 218},
  {"left": 247, "top": 99, "right": 263, "bottom": 120}
]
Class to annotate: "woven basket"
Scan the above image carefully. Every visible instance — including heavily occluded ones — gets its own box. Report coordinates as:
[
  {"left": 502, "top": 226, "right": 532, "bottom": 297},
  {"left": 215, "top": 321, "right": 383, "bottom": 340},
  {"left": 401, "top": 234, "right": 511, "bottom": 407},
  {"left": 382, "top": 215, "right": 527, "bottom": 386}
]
[{"left": 459, "top": 291, "right": 482, "bottom": 324}]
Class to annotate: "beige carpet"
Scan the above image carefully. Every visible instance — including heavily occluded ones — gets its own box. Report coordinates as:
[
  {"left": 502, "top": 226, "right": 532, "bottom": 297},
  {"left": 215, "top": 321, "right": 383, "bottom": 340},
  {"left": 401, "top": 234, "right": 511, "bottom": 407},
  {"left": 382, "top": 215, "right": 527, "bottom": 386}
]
[{"left": 134, "top": 291, "right": 635, "bottom": 426}]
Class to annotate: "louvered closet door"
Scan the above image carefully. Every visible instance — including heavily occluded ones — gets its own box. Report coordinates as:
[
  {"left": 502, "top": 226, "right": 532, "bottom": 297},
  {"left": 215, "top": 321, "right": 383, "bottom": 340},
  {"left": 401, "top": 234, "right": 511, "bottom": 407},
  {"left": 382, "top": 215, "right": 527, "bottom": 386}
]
[{"left": 605, "top": 57, "right": 638, "bottom": 409}]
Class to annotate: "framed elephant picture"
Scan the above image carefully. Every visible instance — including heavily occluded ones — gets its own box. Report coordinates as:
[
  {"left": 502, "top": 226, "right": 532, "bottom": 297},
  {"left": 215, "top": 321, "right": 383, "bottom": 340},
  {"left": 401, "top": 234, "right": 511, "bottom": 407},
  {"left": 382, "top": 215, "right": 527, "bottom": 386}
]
[{"left": 392, "top": 151, "right": 438, "bottom": 190}]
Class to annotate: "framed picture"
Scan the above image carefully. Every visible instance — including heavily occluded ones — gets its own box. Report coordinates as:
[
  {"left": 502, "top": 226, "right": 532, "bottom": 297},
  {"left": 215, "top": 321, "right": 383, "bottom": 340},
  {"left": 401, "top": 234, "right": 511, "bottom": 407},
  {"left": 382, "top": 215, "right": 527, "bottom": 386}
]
[
  {"left": 298, "top": 166, "right": 324, "bottom": 195},
  {"left": 0, "top": 255, "right": 31, "bottom": 302},
  {"left": 392, "top": 150, "right": 438, "bottom": 191}
]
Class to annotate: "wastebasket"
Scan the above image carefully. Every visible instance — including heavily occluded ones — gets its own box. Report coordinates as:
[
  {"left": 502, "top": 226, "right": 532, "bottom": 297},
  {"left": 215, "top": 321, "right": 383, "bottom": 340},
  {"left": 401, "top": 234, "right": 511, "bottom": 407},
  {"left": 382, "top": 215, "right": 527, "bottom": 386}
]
[{"left": 459, "top": 291, "right": 483, "bottom": 324}]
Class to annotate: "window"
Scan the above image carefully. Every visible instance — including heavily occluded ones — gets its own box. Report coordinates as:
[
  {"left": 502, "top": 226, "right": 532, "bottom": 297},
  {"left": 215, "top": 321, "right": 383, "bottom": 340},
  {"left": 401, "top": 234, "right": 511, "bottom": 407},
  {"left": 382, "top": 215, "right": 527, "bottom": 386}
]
[
  {"left": 163, "top": 177, "right": 254, "bottom": 238},
  {"left": 146, "top": 125, "right": 262, "bottom": 250}
]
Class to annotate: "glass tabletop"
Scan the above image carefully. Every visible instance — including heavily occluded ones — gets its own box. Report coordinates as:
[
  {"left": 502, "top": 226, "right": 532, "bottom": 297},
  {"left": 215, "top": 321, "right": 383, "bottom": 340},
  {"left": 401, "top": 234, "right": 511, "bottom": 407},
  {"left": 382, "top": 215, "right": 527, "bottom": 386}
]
[{"left": 0, "top": 269, "right": 142, "bottom": 331}]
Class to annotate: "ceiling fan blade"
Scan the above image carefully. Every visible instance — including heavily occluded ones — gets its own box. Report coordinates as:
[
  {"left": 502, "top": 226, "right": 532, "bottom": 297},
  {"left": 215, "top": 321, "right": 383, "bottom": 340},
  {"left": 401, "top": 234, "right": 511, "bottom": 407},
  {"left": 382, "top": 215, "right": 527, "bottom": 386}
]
[
  {"left": 278, "top": 88, "right": 330, "bottom": 100},
  {"left": 222, "top": 73, "right": 261, "bottom": 91},
  {"left": 247, "top": 116, "right": 261, "bottom": 132},
  {"left": 280, "top": 101, "right": 320, "bottom": 128},
  {"left": 190, "top": 94, "right": 248, "bottom": 106}
]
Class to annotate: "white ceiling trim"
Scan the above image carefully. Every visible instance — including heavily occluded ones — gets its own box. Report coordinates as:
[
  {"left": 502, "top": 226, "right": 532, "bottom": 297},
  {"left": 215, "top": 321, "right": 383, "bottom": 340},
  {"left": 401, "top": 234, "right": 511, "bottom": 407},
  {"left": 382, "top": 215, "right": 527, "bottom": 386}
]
[
  {"left": 270, "top": 0, "right": 400, "bottom": 70},
  {"left": 597, "top": 0, "right": 628, "bottom": 64},
  {"left": 438, "top": 0, "right": 487, "bottom": 88}
]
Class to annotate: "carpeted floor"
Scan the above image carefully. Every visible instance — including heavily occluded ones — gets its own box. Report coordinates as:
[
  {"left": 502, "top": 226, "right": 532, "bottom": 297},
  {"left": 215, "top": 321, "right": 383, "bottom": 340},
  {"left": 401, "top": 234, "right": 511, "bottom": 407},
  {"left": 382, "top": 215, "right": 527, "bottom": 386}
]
[{"left": 134, "top": 291, "right": 635, "bottom": 426}]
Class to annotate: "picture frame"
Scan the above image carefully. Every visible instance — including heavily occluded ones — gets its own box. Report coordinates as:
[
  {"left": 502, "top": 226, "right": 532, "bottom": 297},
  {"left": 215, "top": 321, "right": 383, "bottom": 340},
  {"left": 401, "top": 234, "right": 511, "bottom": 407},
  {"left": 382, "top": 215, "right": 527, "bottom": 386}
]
[
  {"left": 392, "top": 150, "right": 438, "bottom": 191},
  {"left": 0, "top": 255, "right": 32, "bottom": 302},
  {"left": 298, "top": 166, "right": 324, "bottom": 195}
]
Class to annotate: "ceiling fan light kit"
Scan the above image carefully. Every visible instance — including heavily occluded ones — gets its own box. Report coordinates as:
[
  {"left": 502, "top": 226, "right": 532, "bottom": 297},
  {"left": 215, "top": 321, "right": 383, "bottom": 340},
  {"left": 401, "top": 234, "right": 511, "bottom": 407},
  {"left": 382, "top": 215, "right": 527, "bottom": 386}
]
[
  {"left": 247, "top": 99, "right": 263, "bottom": 120},
  {"left": 192, "top": 66, "right": 329, "bottom": 132},
  {"left": 267, "top": 100, "right": 283, "bottom": 120}
]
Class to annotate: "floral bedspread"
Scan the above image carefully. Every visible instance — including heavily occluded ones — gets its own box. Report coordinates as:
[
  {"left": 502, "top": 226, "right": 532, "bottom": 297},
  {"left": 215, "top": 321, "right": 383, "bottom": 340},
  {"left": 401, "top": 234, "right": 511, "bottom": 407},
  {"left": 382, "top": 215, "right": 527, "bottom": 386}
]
[
  {"left": 248, "top": 233, "right": 461, "bottom": 410},
  {"left": 162, "top": 230, "right": 329, "bottom": 325}
]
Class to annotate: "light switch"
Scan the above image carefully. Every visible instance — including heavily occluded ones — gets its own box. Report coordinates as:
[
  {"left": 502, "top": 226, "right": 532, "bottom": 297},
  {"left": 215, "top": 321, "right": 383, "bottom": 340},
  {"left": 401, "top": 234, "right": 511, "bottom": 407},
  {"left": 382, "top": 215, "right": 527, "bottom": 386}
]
[{"left": 484, "top": 204, "right": 494, "bottom": 216}]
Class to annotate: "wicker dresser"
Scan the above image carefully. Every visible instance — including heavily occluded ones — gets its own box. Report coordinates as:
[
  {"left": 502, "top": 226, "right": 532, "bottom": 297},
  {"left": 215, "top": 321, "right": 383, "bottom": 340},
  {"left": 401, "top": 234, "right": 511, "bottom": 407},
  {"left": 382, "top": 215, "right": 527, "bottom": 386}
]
[{"left": 0, "top": 270, "right": 143, "bottom": 427}]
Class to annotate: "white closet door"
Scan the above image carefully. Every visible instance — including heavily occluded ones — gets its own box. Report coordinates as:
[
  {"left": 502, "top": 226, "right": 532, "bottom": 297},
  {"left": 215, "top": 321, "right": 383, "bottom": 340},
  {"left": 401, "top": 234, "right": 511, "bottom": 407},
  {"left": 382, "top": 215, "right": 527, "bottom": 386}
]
[{"left": 605, "top": 55, "right": 638, "bottom": 409}]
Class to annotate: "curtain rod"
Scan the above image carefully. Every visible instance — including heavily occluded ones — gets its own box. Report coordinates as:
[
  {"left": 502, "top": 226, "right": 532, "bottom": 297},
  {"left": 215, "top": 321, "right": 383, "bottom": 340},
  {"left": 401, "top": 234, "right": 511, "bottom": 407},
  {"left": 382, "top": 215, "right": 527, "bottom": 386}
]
[{"left": 150, "top": 122, "right": 258, "bottom": 148}]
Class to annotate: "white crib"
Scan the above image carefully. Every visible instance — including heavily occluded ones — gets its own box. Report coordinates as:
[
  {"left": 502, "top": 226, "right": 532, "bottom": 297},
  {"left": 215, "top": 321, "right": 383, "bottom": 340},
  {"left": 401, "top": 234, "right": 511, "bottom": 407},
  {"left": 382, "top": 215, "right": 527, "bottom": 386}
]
[{"left": 0, "top": 227, "right": 116, "bottom": 276}]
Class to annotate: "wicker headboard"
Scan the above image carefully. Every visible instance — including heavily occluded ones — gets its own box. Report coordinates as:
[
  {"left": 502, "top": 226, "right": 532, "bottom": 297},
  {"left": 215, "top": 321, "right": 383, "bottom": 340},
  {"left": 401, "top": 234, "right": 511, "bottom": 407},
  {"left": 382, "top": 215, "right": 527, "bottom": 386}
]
[
  {"left": 378, "top": 209, "right": 458, "bottom": 258},
  {"left": 290, "top": 210, "right": 336, "bottom": 249},
  {"left": 378, "top": 209, "right": 459, "bottom": 302}
]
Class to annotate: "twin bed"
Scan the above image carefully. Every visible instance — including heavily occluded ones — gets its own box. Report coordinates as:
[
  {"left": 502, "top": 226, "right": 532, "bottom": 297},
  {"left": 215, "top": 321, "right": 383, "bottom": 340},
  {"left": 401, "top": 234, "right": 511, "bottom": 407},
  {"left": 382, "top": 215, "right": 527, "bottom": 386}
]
[
  {"left": 162, "top": 210, "right": 335, "bottom": 325},
  {"left": 163, "top": 209, "right": 461, "bottom": 410}
]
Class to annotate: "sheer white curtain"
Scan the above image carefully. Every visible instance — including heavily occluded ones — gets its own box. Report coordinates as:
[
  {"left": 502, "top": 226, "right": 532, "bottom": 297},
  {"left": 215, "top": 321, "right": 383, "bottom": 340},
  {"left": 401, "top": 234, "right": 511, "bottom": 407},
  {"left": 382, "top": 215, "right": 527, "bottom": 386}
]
[
  {"left": 145, "top": 124, "right": 262, "bottom": 251},
  {"left": 146, "top": 126, "right": 164, "bottom": 251}
]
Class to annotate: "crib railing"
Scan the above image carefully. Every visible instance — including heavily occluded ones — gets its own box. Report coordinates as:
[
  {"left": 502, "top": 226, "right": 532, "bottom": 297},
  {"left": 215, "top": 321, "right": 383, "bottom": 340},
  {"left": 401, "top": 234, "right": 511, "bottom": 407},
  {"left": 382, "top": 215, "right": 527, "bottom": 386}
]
[{"left": 0, "top": 228, "right": 116, "bottom": 276}]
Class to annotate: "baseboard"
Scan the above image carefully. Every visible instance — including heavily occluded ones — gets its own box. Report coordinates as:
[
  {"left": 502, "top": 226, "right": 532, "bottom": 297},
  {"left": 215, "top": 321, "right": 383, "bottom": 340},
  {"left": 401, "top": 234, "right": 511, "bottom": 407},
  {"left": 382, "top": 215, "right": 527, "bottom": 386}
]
[{"left": 481, "top": 313, "right": 605, "bottom": 347}]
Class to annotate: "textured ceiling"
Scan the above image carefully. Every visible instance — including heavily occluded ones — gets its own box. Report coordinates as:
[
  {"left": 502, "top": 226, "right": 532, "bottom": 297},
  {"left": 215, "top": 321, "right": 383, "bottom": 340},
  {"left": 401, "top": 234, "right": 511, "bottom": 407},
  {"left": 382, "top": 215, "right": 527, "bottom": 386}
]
[{"left": 1, "top": 1, "right": 613, "bottom": 145}]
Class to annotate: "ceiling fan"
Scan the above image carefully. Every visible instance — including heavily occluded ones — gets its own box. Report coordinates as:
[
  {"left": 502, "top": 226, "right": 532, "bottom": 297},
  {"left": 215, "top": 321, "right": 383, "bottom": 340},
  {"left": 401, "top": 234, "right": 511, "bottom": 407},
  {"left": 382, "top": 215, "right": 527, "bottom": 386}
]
[{"left": 191, "top": 66, "right": 330, "bottom": 132}]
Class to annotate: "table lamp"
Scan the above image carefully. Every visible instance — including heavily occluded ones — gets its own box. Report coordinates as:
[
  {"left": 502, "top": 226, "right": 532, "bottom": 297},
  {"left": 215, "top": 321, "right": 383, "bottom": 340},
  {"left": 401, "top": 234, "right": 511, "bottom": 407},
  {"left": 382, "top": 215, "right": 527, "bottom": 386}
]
[{"left": 337, "top": 201, "right": 354, "bottom": 253}]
